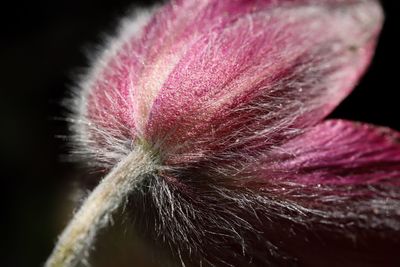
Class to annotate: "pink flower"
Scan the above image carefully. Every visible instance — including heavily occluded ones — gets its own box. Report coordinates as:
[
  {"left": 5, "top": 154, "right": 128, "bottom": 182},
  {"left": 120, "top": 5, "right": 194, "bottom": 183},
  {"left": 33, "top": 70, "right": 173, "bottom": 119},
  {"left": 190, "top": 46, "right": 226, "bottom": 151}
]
[{"left": 68, "top": 0, "right": 400, "bottom": 266}]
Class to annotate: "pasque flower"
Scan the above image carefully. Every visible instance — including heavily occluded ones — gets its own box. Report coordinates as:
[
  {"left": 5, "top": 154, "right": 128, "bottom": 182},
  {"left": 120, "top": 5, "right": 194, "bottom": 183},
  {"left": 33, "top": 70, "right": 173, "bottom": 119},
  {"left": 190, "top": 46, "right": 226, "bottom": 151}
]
[{"left": 46, "top": 0, "right": 400, "bottom": 266}]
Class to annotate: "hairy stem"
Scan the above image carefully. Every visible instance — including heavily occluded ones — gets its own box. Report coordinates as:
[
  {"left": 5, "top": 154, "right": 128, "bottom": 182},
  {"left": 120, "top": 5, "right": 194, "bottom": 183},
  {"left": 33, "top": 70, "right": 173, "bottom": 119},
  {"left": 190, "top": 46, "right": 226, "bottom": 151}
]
[{"left": 45, "top": 147, "right": 156, "bottom": 267}]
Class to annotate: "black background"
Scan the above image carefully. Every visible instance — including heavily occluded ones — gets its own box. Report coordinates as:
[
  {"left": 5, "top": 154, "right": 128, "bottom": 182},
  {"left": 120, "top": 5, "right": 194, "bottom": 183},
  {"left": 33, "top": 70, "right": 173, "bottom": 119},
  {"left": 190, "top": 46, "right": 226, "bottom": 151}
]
[{"left": 1, "top": 1, "right": 399, "bottom": 266}]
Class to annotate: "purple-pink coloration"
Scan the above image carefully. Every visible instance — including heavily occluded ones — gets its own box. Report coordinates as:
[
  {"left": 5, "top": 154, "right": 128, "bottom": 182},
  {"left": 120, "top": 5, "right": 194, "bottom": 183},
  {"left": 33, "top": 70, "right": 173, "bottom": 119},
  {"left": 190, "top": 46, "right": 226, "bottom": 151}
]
[{"left": 71, "top": 0, "right": 400, "bottom": 266}]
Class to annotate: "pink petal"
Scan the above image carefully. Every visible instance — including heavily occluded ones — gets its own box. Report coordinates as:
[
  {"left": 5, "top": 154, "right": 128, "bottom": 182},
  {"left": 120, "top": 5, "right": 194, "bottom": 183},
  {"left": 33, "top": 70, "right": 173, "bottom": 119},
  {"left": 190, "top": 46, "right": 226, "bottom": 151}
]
[
  {"left": 263, "top": 119, "right": 400, "bottom": 186},
  {"left": 251, "top": 119, "right": 400, "bottom": 241},
  {"left": 243, "top": 119, "right": 400, "bottom": 266},
  {"left": 76, "top": 0, "right": 383, "bottom": 166}
]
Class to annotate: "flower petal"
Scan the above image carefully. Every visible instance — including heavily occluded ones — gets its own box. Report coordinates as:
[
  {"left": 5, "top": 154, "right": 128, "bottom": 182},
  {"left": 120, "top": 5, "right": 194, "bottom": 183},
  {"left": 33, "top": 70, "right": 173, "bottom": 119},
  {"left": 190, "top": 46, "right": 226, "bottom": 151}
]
[
  {"left": 76, "top": 0, "right": 383, "bottom": 167},
  {"left": 247, "top": 119, "right": 400, "bottom": 266},
  {"left": 144, "top": 0, "right": 383, "bottom": 165},
  {"left": 264, "top": 119, "right": 400, "bottom": 186},
  {"left": 253, "top": 119, "right": 400, "bottom": 236}
]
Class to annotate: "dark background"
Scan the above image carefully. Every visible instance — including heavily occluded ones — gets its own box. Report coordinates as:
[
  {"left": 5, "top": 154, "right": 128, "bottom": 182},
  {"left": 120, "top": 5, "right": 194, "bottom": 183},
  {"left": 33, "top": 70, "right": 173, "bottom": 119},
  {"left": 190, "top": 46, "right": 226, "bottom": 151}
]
[{"left": 1, "top": 1, "right": 398, "bottom": 266}]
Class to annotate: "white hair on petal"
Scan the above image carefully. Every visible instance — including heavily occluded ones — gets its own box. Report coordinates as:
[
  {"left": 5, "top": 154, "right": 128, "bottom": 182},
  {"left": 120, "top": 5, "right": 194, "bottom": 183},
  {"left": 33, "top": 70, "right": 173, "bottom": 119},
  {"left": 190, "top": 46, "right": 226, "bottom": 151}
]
[{"left": 66, "top": 6, "right": 159, "bottom": 166}]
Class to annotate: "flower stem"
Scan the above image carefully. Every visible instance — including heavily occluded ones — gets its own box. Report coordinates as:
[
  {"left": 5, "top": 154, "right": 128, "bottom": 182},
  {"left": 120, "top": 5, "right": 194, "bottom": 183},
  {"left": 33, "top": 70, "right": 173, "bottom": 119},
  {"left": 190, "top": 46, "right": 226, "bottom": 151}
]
[{"left": 45, "top": 147, "right": 156, "bottom": 267}]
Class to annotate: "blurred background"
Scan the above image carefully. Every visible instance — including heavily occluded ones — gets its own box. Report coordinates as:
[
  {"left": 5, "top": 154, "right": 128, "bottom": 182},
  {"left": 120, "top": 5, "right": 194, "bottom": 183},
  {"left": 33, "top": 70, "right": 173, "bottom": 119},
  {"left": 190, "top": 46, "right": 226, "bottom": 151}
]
[{"left": 1, "top": 0, "right": 398, "bottom": 266}]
